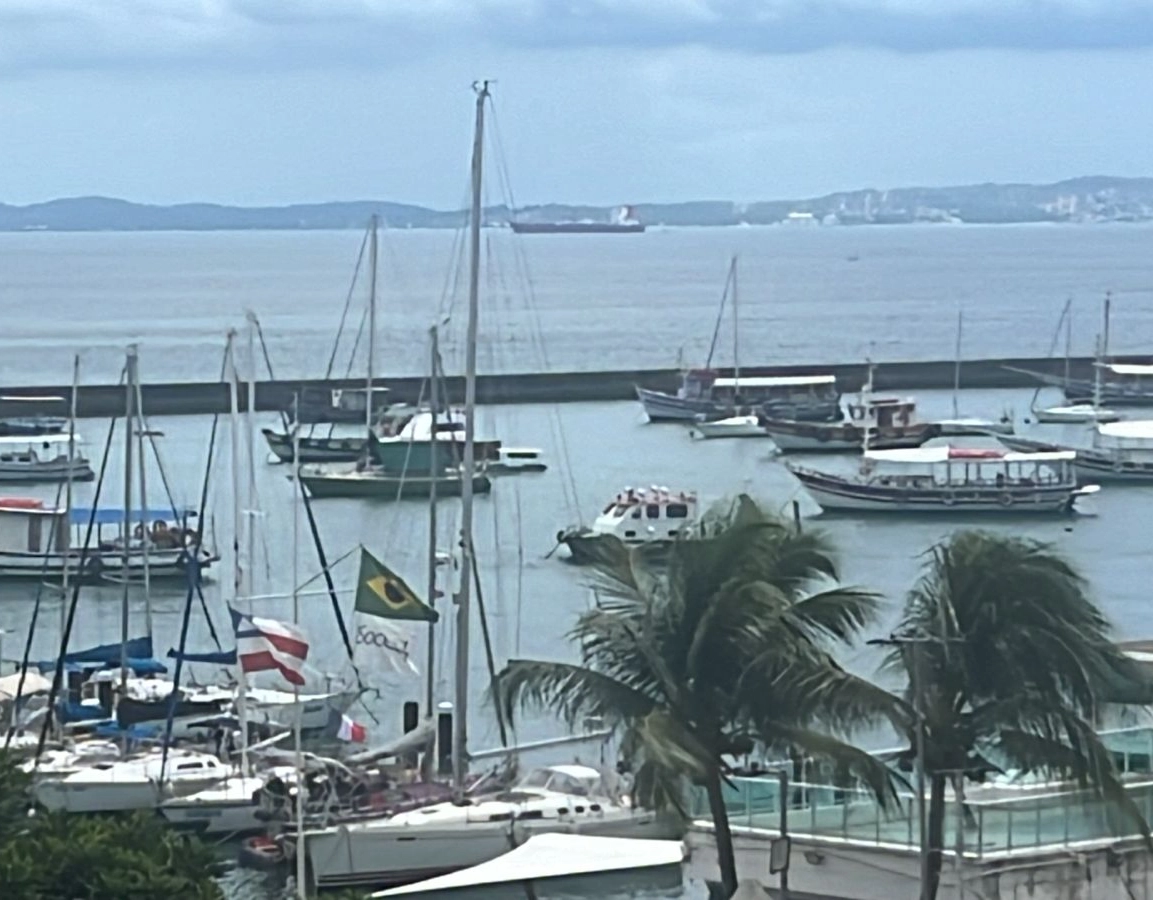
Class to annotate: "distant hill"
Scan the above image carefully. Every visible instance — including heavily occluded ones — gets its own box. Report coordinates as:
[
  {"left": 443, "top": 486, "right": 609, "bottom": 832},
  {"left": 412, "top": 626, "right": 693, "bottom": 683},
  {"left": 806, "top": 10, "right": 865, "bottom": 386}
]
[{"left": 3, "top": 177, "right": 1152, "bottom": 231}]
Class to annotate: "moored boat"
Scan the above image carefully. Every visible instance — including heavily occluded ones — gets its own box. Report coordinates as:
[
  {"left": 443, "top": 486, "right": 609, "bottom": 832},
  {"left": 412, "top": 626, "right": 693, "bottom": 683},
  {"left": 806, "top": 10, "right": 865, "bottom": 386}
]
[
  {"left": 1032, "top": 404, "right": 1120, "bottom": 424},
  {"left": 558, "top": 487, "right": 697, "bottom": 564},
  {"left": 298, "top": 464, "right": 492, "bottom": 500},
  {"left": 1003, "top": 420, "right": 1153, "bottom": 483},
  {"left": 788, "top": 446, "right": 1095, "bottom": 514},
  {"left": 761, "top": 394, "right": 936, "bottom": 453},
  {"left": 0, "top": 434, "right": 94, "bottom": 483},
  {"left": 637, "top": 371, "right": 840, "bottom": 423},
  {"left": 689, "top": 414, "right": 768, "bottom": 440}
]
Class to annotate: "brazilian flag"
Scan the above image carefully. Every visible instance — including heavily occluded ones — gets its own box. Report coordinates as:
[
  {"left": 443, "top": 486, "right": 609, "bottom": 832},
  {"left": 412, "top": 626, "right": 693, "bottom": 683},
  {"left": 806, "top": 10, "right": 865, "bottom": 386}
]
[{"left": 355, "top": 549, "right": 439, "bottom": 623}]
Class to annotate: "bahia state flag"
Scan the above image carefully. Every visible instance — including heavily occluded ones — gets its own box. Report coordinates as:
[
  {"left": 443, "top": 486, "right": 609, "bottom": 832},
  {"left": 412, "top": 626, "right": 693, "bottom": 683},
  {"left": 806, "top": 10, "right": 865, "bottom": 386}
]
[
  {"left": 355, "top": 549, "right": 438, "bottom": 622},
  {"left": 229, "top": 607, "right": 310, "bottom": 687}
]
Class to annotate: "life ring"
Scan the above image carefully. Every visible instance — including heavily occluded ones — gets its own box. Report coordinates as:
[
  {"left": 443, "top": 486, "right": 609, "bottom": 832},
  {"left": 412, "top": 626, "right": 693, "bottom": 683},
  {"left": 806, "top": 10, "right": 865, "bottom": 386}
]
[
  {"left": 998, "top": 493, "right": 1013, "bottom": 508},
  {"left": 238, "top": 835, "right": 285, "bottom": 870}
]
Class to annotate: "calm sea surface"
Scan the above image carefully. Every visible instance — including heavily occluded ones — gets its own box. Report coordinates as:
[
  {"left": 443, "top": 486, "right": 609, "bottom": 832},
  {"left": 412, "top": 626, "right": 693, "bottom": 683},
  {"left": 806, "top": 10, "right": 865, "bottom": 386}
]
[{"left": 1, "top": 225, "right": 1153, "bottom": 898}]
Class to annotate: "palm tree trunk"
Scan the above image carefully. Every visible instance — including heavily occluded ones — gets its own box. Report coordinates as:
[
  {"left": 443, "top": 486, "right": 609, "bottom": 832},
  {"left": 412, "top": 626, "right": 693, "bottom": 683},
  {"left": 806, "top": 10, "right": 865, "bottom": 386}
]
[
  {"left": 704, "top": 768, "right": 739, "bottom": 898},
  {"left": 924, "top": 773, "right": 947, "bottom": 900}
]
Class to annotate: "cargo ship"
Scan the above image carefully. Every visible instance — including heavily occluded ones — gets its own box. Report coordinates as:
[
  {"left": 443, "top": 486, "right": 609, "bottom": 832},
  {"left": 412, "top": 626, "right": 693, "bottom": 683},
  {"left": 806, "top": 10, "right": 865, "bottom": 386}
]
[{"left": 510, "top": 205, "right": 645, "bottom": 234}]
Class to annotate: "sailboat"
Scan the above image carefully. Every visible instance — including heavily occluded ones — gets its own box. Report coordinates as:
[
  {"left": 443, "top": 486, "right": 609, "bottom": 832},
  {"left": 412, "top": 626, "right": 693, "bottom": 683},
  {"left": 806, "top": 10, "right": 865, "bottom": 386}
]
[
  {"left": 298, "top": 84, "right": 673, "bottom": 892},
  {"left": 1028, "top": 300, "right": 1120, "bottom": 424},
  {"left": 936, "top": 309, "right": 1014, "bottom": 436},
  {"left": 635, "top": 257, "right": 840, "bottom": 423}
]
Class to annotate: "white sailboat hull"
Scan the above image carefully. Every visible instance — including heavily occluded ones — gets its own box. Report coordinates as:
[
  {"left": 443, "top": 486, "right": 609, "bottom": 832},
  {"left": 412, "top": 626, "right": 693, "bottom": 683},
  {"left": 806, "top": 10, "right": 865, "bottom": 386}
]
[
  {"left": 159, "top": 775, "right": 266, "bottom": 835},
  {"left": 689, "top": 416, "right": 768, "bottom": 439},
  {"left": 304, "top": 808, "right": 674, "bottom": 890},
  {"left": 1033, "top": 405, "right": 1120, "bottom": 424}
]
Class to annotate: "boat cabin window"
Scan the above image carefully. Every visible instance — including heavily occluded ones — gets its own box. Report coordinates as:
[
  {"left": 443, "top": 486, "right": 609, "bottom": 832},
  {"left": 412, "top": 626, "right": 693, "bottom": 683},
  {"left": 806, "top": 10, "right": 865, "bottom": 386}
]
[
  {"left": 175, "top": 761, "right": 206, "bottom": 771},
  {"left": 624, "top": 530, "right": 636, "bottom": 538},
  {"left": 645, "top": 505, "right": 660, "bottom": 519},
  {"left": 631, "top": 508, "right": 641, "bottom": 519},
  {"left": 544, "top": 772, "right": 593, "bottom": 796},
  {"left": 505, "top": 451, "right": 537, "bottom": 459},
  {"left": 666, "top": 503, "right": 689, "bottom": 519},
  {"left": 517, "top": 769, "right": 552, "bottom": 789}
]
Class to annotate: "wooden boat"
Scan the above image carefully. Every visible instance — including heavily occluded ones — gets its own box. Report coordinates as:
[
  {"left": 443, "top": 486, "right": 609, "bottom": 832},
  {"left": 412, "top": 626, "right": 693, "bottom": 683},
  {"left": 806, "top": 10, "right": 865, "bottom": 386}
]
[
  {"left": 0, "top": 499, "right": 217, "bottom": 581},
  {"left": 789, "top": 446, "right": 1096, "bottom": 514},
  {"left": 298, "top": 464, "right": 492, "bottom": 500},
  {"left": 263, "top": 428, "right": 367, "bottom": 464},
  {"left": 1002, "top": 421, "right": 1153, "bottom": 483},
  {"left": 760, "top": 390, "right": 937, "bottom": 453}
]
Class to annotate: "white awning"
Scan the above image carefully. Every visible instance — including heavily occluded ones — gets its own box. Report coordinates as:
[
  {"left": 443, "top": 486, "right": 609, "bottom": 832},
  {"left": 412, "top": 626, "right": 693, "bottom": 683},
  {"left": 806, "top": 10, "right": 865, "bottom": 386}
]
[
  {"left": 1102, "top": 363, "right": 1153, "bottom": 376},
  {"left": 371, "top": 834, "right": 686, "bottom": 897},
  {"left": 712, "top": 374, "right": 836, "bottom": 389}
]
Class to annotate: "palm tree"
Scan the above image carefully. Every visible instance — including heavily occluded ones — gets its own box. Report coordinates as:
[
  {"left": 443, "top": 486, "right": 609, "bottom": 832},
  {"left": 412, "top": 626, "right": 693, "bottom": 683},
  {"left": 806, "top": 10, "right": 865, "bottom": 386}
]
[
  {"left": 885, "top": 530, "right": 1153, "bottom": 900},
  {"left": 496, "top": 496, "right": 895, "bottom": 898}
]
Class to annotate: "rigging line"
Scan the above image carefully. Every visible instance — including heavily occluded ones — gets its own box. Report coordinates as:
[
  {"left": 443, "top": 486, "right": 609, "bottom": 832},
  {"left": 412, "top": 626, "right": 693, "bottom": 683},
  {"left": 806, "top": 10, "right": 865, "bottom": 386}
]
[
  {"left": 386, "top": 375, "right": 430, "bottom": 505},
  {"left": 300, "top": 478, "right": 360, "bottom": 675},
  {"left": 294, "top": 542, "right": 360, "bottom": 593},
  {"left": 1029, "top": 298, "right": 1073, "bottom": 413},
  {"left": 35, "top": 368, "right": 125, "bottom": 763},
  {"left": 249, "top": 313, "right": 289, "bottom": 432},
  {"left": 323, "top": 223, "right": 371, "bottom": 383},
  {"left": 437, "top": 183, "right": 474, "bottom": 325},
  {"left": 513, "top": 478, "right": 525, "bottom": 658},
  {"left": 4, "top": 477, "right": 67, "bottom": 751},
  {"left": 470, "top": 554, "right": 509, "bottom": 747},
  {"left": 704, "top": 261, "right": 734, "bottom": 370},
  {"left": 161, "top": 554, "right": 201, "bottom": 780}
]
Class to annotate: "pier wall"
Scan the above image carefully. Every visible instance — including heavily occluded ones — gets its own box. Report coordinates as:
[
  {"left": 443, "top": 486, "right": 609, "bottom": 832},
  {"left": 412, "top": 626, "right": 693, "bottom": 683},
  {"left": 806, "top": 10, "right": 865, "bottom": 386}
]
[{"left": 0, "top": 356, "right": 1145, "bottom": 419}]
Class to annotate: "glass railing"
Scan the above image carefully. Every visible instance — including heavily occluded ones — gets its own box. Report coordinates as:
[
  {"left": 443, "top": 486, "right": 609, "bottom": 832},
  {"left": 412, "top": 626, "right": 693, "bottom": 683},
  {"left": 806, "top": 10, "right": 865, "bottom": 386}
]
[{"left": 690, "top": 726, "right": 1153, "bottom": 858}]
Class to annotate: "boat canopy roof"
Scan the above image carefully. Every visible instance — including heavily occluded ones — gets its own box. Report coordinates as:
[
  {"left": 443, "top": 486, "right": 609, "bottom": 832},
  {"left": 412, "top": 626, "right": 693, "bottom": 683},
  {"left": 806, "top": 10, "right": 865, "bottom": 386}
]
[
  {"left": 712, "top": 374, "right": 836, "bottom": 388},
  {"left": 1101, "top": 363, "right": 1153, "bottom": 376},
  {"left": 0, "top": 433, "right": 82, "bottom": 446},
  {"left": 69, "top": 506, "right": 198, "bottom": 526},
  {"left": 371, "top": 834, "right": 686, "bottom": 897},
  {"left": 865, "top": 446, "right": 1076, "bottom": 464},
  {"left": 1097, "top": 420, "right": 1153, "bottom": 440}
]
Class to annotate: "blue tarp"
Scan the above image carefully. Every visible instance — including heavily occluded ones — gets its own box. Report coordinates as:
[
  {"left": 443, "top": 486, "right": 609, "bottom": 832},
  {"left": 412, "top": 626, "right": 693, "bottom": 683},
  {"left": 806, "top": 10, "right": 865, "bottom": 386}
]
[
  {"left": 36, "top": 636, "right": 166, "bottom": 675},
  {"left": 166, "top": 648, "right": 237, "bottom": 665},
  {"left": 68, "top": 507, "right": 197, "bottom": 527}
]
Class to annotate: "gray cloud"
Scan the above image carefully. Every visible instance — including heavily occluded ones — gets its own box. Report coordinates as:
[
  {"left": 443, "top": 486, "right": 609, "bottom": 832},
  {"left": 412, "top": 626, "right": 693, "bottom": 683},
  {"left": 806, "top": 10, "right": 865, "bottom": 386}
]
[{"left": 2, "top": 0, "right": 1152, "bottom": 74}]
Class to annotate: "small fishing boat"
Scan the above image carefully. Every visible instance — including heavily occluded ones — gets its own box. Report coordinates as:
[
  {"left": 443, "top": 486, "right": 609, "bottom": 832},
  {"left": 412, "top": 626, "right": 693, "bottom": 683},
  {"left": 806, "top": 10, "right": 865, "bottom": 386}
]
[
  {"left": 263, "top": 429, "right": 368, "bottom": 464},
  {"left": 298, "top": 464, "right": 492, "bottom": 500},
  {"left": 1032, "top": 404, "right": 1119, "bottom": 424},
  {"left": 936, "top": 415, "right": 1015, "bottom": 436},
  {"left": 788, "top": 446, "right": 1096, "bottom": 514},
  {"left": 760, "top": 392, "right": 936, "bottom": 453},
  {"left": 292, "top": 385, "right": 392, "bottom": 425},
  {"left": 0, "top": 500, "right": 217, "bottom": 581},
  {"left": 558, "top": 487, "right": 697, "bottom": 564},
  {"left": 0, "top": 434, "right": 94, "bottom": 483},
  {"left": 638, "top": 371, "right": 840, "bottom": 423},
  {"left": 689, "top": 414, "right": 768, "bottom": 440},
  {"left": 0, "top": 415, "right": 67, "bottom": 436}
]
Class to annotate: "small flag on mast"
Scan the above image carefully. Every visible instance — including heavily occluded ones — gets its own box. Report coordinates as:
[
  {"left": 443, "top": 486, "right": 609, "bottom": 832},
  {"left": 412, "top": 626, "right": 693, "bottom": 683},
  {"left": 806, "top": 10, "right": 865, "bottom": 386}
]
[
  {"left": 337, "top": 714, "right": 367, "bottom": 743},
  {"left": 229, "top": 607, "right": 310, "bottom": 687},
  {"left": 355, "top": 549, "right": 438, "bottom": 623}
]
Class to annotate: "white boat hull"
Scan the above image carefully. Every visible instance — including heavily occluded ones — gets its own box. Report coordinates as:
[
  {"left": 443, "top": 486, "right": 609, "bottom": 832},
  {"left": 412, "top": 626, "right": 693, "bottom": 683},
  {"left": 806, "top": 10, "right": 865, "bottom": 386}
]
[
  {"left": 159, "top": 776, "right": 266, "bottom": 835},
  {"left": 1033, "top": 405, "right": 1120, "bottom": 424},
  {"left": 303, "top": 809, "right": 674, "bottom": 890},
  {"left": 0, "top": 547, "right": 214, "bottom": 580},
  {"left": 0, "top": 457, "right": 94, "bottom": 483},
  {"left": 690, "top": 416, "right": 768, "bottom": 439}
]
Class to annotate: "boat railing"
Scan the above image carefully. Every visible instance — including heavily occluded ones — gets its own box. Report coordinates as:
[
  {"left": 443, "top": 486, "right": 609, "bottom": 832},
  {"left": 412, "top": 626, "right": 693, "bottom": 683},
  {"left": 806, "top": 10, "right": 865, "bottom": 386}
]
[{"left": 690, "top": 727, "right": 1153, "bottom": 858}]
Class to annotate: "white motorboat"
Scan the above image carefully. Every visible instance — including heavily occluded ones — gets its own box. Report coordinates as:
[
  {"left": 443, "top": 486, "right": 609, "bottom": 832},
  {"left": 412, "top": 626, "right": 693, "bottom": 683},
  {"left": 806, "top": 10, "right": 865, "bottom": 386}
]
[
  {"left": 159, "top": 773, "right": 269, "bottom": 835},
  {"left": 487, "top": 446, "right": 547, "bottom": 473},
  {"left": 789, "top": 446, "right": 1097, "bottom": 514},
  {"left": 689, "top": 414, "right": 768, "bottom": 440},
  {"left": 557, "top": 487, "right": 698, "bottom": 564},
  {"left": 1032, "top": 404, "right": 1120, "bottom": 424},
  {"left": 24, "top": 739, "right": 123, "bottom": 780},
  {"left": 301, "top": 764, "right": 680, "bottom": 891},
  {"left": 34, "top": 748, "right": 233, "bottom": 813}
]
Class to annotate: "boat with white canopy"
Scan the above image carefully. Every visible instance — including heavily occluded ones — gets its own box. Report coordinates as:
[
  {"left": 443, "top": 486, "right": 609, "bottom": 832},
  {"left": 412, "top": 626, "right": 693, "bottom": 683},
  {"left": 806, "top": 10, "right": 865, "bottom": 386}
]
[
  {"left": 789, "top": 446, "right": 1096, "bottom": 514},
  {"left": 1004, "top": 420, "right": 1153, "bottom": 483},
  {"left": 557, "top": 487, "right": 698, "bottom": 564}
]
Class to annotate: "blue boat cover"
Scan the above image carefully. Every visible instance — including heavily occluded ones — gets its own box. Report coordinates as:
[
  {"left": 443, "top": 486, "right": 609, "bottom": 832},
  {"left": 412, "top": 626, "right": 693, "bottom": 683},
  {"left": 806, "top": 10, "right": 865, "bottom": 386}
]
[
  {"left": 36, "top": 636, "right": 167, "bottom": 675},
  {"left": 68, "top": 507, "right": 198, "bottom": 526}
]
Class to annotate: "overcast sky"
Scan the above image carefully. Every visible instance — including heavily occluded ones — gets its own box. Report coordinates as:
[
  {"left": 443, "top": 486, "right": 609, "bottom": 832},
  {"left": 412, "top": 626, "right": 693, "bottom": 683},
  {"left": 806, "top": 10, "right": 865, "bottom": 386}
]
[{"left": 1, "top": 0, "right": 1151, "bottom": 208}]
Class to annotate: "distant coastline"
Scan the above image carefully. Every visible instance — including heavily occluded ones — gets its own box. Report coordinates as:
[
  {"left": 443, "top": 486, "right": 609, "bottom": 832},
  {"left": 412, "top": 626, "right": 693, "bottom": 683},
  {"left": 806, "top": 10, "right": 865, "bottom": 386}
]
[{"left": 2, "top": 175, "right": 1151, "bottom": 232}]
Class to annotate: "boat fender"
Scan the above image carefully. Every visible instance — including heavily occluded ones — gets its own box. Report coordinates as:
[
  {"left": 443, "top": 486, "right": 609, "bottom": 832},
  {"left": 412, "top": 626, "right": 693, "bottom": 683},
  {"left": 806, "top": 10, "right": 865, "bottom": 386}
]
[
  {"left": 1113, "top": 459, "right": 1124, "bottom": 474},
  {"left": 999, "top": 493, "right": 1013, "bottom": 508},
  {"left": 556, "top": 529, "right": 565, "bottom": 543}
]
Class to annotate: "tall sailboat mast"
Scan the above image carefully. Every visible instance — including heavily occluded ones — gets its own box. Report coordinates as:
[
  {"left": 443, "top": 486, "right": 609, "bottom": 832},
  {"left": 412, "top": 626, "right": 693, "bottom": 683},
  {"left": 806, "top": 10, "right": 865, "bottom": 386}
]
[
  {"left": 951, "top": 308, "right": 963, "bottom": 419},
  {"left": 118, "top": 346, "right": 138, "bottom": 702},
  {"left": 426, "top": 325, "right": 440, "bottom": 722},
  {"left": 730, "top": 255, "right": 740, "bottom": 401},
  {"left": 453, "top": 80, "right": 489, "bottom": 797},
  {"left": 366, "top": 216, "right": 379, "bottom": 434}
]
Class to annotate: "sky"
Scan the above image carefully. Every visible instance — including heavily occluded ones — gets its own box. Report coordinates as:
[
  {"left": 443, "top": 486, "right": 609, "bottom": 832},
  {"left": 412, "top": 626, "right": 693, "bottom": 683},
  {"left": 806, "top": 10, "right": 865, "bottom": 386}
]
[{"left": 1, "top": 0, "right": 1151, "bottom": 208}]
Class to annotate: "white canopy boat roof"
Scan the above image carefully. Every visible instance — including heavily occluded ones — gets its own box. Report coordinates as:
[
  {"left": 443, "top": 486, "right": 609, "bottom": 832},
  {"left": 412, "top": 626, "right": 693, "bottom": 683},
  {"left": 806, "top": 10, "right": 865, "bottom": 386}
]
[
  {"left": 1099, "top": 363, "right": 1153, "bottom": 377},
  {"left": 711, "top": 374, "right": 835, "bottom": 389},
  {"left": 1096, "top": 420, "right": 1153, "bottom": 441},
  {"left": 372, "top": 833, "right": 686, "bottom": 897},
  {"left": 865, "top": 446, "right": 1076, "bottom": 465}
]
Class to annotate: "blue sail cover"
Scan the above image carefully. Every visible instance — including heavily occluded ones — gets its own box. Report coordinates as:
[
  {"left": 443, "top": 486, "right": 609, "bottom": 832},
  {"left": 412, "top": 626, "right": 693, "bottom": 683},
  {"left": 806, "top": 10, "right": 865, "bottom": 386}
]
[
  {"left": 166, "top": 647, "right": 237, "bottom": 665},
  {"left": 37, "top": 636, "right": 164, "bottom": 674}
]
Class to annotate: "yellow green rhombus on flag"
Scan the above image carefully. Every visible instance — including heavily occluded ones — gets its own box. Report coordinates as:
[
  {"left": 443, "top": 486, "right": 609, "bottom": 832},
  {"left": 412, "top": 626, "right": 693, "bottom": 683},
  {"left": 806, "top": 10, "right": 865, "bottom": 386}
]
[{"left": 355, "top": 549, "right": 438, "bottom": 623}]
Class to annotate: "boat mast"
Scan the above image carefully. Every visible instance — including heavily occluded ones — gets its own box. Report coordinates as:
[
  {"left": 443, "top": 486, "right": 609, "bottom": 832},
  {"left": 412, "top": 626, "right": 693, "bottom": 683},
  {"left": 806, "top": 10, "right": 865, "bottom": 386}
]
[
  {"left": 426, "top": 325, "right": 439, "bottom": 723},
  {"left": 245, "top": 311, "right": 259, "bottom": 590},
  {"left": 291, "top": 415, "right": 306, "bottom": 899},
  {"left": 453, "top": 80, "right": 489, "bottom": 799},
  {"left": 134, "top": 367, "right": 152, "bottom": 639},
  {"left": 366, "top": 216, "right": 379, "bottom": 435},
  {"left": 62, "top": 354, "right": 79, "bottom": 634},
  {"left": 1062, "top": 300, "right": 1072, "bottom": 391},
  {"left": 226, "top": 330, "right": 251, "bottom": 773},
  {"left": 118, "top": 346, "right": 137, "bottom": 708},
  {"left": 951, "top": 308, "right": 963, "bottom": 419},
  {"left": 1103, "top": 291, "right": 1112, "bottom": 362},
  {"left": 730, "top": 255, "right": 740, "bottom": 405}
]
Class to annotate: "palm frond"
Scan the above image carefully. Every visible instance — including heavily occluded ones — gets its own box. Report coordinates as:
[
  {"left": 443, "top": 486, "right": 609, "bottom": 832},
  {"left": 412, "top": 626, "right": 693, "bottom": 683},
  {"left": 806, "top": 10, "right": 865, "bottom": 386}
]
[
  {"left": 494, "top": 659, "right": 656, "bottom": 730},
  {"left": 769, "top": 723, "right": 903, "bottom": 808}
]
